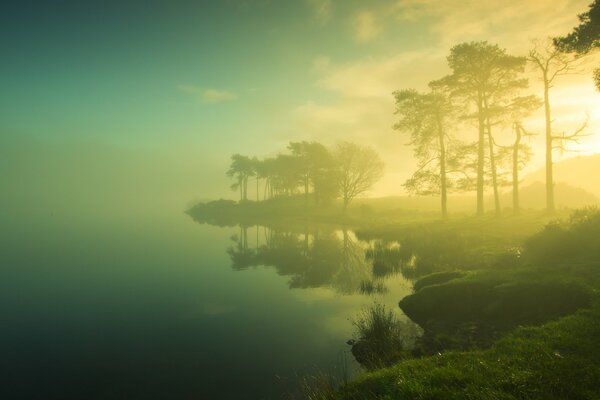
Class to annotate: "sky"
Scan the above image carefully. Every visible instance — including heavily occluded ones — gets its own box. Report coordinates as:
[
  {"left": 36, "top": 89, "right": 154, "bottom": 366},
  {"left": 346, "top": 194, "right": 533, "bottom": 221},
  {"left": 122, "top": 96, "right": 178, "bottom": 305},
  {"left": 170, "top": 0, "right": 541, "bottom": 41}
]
[{"left": 1, "top": 0, "right": 599, "bottom": 213}]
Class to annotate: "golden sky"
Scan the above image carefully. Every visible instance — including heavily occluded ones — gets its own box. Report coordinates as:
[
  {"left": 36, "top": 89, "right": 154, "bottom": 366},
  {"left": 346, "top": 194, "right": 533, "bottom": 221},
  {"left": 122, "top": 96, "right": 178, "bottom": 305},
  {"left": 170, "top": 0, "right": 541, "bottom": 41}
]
[{"left": 1, "top": 0, "right": 598, "bottom": 205}]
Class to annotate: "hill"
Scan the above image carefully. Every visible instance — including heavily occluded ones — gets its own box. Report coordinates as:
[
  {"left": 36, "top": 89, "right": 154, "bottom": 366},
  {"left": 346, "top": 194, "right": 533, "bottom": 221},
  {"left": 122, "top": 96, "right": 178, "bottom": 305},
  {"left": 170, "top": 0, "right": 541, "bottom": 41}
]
[{"left": 523, "top": 154, "right": 600, "bottom": 198}]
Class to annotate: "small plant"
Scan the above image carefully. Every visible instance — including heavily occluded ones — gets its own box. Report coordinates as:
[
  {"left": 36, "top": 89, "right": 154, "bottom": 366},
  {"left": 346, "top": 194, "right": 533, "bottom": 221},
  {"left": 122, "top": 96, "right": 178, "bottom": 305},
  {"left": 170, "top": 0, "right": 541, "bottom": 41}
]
[{"left": 350, "top": 303, "right": 409, "bottom": 370}]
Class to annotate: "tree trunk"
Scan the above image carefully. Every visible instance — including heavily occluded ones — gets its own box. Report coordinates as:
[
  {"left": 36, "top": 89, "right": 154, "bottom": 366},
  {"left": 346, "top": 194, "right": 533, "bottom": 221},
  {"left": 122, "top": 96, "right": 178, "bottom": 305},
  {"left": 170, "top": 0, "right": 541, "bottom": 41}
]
[
  {"left": 487, "top": 134, "right": 501, "bottom": 216},
  {"left": 483, "top": 97, "right": 501, "bottom": 216},
  {"left": 543, "top": 75, "right": 555, "bottom": 213},
  {"left": 256, "top": 177, "right": 259, "bottom": 202},
  {"left": 513, "top": 124, "right": 521, "bottom": 214},
  {"left": 476, "top": 94, "right": 485, "bottom": 216},
  {"left": 486, "top": 126, "right": 501, "bottom": 216},
  {"left": 436, "top": 115, "right": 448, "bottom": 219},
  {"left": 304, "top": 176, "right": 309, "bottom": 205}
]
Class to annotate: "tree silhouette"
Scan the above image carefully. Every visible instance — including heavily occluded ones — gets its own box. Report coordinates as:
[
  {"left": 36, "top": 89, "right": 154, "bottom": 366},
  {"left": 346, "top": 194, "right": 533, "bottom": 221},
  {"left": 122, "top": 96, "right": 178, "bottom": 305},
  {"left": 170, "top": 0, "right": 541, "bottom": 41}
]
[
  {"left": 393, "top": 88, "right": 459, "bottom": 218},
  {"left": 270, "top": 154, "right": 304, "bottom": 196},
  {"left": 226, "top": 154, "right": 255, "bottom": 201},
  {"left": 287, "top": 141, "right": 335, "bottom": 205},
  {"left": 334, "top": 142, "right": 384, "bottom": 211},
  {"left": 528, "top": 39, "right": 588, "bottom": 213},
  {"left": 554, "top": 0, "right": 600, "bottom": 90},
  {"left": 435, "top": 42, "right": 527, "bottom": 216},
  {"left": 500, "top": 95, "right": 541, "bottom": 213}
]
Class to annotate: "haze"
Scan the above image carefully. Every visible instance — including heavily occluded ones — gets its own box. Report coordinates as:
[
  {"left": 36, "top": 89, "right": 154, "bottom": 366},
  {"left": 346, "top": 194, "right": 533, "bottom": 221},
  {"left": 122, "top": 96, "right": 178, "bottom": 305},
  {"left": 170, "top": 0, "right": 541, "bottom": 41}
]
[{"left": 2, "top": 0, "right": 599, "bottom": 217}]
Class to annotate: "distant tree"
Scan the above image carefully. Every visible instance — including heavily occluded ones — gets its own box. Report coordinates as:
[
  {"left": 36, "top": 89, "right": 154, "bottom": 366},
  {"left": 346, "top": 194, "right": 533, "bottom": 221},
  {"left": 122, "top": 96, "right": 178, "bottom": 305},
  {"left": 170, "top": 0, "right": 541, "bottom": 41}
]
[
  {"left": 287, "top": 141, "right": 335, "bottom": 205},
  {"left": 393, "top": 88, "right": 457, "bottom": 218},
  {"left": 505, "top": 96, "right": 541, "bottom": 213},
  {"left": 271, "top": 154, "right": 304, "bottom": 196},
  {"left": 554, "top": 0, "right": 600, "bottom": 89},
  {"left": 226, "top": 154, "right": 255, "bottom": 201},
  {"left": 434, "top": 41, "right": 527, "bottom": 216},
  {"left": 312, "top": 168, "right": 340, "bottom": 205},
  {"left": 528, "top": 39, "right": 588, "bottom": 213},
  {"left": 334, "top": 142, "right": 384, "bottom": 211},
  {"left": 251, "top": 157, "right": 264, "bottom": 202}
]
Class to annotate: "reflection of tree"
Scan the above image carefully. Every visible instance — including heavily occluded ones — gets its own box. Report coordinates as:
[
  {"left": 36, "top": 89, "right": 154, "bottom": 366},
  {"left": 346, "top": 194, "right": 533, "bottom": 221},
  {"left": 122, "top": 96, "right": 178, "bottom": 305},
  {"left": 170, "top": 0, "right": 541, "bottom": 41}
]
[
  {"left": 225, "top": 225, "right": 407, "bottom": 294},
  {"left": 226, "top": 225, "right": 257, "bottom": 270}
]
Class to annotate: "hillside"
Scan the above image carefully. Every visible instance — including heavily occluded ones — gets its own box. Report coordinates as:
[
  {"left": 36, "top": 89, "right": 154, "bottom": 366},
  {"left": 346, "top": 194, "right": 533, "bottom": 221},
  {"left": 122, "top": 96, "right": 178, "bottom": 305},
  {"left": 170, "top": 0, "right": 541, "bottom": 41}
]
[{"left": 523, "top": 154, "right": 600, "bottom": 198}]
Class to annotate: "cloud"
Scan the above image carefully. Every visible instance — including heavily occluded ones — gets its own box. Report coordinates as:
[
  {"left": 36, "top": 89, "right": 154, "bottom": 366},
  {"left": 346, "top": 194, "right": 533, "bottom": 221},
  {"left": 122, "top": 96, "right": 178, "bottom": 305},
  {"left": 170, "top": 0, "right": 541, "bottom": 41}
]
[
  {"left": 315, "top": 49, "right": 445, "bottom": 98},
  {"left": 306, "top": 0, "right": 332, "bottom": 25},
  {"left": 178, "top": 85, "right": 239, "bottom": 103},
  {"left": 288, "top": 0, "right": 600, "bottom": 196},
  {"left": 353, "top": 10, "right": 382, "bottom": 43},
  {"left": 392, "top": 0, "right": 590, "bottom": 51}
]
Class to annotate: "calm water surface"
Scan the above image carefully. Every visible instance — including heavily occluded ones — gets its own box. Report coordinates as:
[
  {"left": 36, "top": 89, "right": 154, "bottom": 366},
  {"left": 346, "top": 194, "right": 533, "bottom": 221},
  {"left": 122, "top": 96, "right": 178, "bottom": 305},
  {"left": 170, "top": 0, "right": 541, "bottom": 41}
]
[{"left": 0, "top": 207, "right": 414, "bottom": 399}]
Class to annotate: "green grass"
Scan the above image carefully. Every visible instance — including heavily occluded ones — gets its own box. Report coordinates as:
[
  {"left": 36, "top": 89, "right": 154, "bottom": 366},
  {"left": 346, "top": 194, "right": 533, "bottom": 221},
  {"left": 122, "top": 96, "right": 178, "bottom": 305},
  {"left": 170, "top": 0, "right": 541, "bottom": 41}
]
[
  {"left": 331, "top": 209, "right": 600, "bottom": 399},
  {"left": 402, "top": 269, "right": 593, "bottom": 329},
  {"left": 338, "top": 304, "right": 600, "bottom": 400},
  {"left": 193, "top": 199, "right": 600, "bottom": 399},
  {"left": 412, "top": 271, "right": 467, "bottom": 292}
]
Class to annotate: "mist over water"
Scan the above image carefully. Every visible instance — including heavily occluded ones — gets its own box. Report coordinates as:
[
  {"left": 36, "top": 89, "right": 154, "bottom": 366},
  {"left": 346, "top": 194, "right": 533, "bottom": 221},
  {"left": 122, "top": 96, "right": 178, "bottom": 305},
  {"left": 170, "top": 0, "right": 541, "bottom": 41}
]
[
  {"left": 0, "top": 169, "right": 415, "bottom": 399},
  {"left": 2, "top": 1, "right": 600, "bottom": 398}
]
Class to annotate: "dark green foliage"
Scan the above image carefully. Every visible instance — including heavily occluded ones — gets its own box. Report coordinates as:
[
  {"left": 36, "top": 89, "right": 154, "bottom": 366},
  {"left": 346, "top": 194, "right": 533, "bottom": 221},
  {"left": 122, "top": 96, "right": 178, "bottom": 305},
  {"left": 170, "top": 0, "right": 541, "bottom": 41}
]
[
  {"left": 524, "top": 208, "right": 600, "bottom": 265},
  {"left": 554, "top": 0, "right": 600, "bottom": 54},
  {"left": 350, "top": 304, "right": 411, "bottom": 370},
  {"left": 400, "top": 274, "right": 592, "bottom": 330},
  {"left": 331, "top": 209, "right": 600, "bottom": 399},
  {"left": 339, "top": 307, "right": 600, "bottom": 400}
]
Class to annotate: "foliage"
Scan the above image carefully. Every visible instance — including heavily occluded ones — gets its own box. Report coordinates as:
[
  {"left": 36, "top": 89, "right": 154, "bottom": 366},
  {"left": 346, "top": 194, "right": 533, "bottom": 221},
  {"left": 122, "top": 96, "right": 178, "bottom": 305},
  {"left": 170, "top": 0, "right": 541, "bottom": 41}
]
[
  {"left": 226, "top": 154, "right": 255, "bottom": 201},
  {"left": 338, "top": 306, "right": 600, "bottom": 400},
  {"left": 554, "top": 0, "right": 600, "bottom": 89},
  {"left": 524, "top": 207, "right": 600, "bottom": 265},
  {"left": 334, "top": 142, "right": 384, "bottom": 209},
  {"left": 350, "top": 303, "right": 410, "bottom": 370},
  {"left": 225, "top": 141, "right": 383, "bottom": 210},
  {"left": 430, "top": 41, "right": 529, "bottom": 215},
  {"left": 392, "top": 88, "right": 471, "bottom": 216}
]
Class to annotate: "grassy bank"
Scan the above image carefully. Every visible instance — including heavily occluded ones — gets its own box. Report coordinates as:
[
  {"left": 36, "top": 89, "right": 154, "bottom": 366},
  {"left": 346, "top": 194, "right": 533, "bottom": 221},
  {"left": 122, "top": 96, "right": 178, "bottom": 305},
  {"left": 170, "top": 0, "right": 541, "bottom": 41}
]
[
  {"left": 340, "top": 304, "right": 600, "bottom": 399},
  {"left": 334, "top": 209, "right": 600, "bottom": 399}
]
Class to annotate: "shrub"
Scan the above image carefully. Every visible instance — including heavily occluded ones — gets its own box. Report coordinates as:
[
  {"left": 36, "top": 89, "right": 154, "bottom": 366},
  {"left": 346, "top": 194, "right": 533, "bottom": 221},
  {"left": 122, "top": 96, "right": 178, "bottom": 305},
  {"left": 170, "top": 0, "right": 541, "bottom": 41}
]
[{"left": 350, "top": 303, "right": 411, "bottom": 370}]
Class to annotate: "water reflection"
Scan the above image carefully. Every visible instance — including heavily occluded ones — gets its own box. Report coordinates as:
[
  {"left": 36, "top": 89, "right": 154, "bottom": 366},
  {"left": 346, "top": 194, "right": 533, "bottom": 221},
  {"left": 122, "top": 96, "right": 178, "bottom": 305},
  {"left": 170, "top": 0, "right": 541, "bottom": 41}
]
[{"left": 226, "top": 225, "right": 410, "bottom": 295}]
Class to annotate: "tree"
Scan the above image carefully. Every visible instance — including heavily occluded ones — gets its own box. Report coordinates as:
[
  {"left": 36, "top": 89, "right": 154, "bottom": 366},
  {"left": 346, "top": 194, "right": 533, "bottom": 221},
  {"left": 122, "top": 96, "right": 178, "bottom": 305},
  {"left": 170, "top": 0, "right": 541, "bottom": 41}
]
[
  {"left": 252, "top": 157, "right": 265, "bottom": 202},
  {"left": 434, "top": 42, "right": 527, "bottom": 215},
  {"left": 226, "top": 154, "right": 255, "bottom": 201},
  {"left": 287, "top": 141, "right": 335, "bottom": 205},
  {"left": 528, "top": 39, "right": 587, "bottom": 213},
  {"left": 554, "top": 0, "right": 600, "bottom": 89},
  {"left": 496, "top": 95, "right": 541, "bottom": 213},
  {"left": 334, "top": 142, "right": 384, "bottom": 211},
  {"left": 270, "top": 154, "right": 304, "bottom": 197},
  {"left": 393, "top": 88, "right": 457, "bottom": 218}
]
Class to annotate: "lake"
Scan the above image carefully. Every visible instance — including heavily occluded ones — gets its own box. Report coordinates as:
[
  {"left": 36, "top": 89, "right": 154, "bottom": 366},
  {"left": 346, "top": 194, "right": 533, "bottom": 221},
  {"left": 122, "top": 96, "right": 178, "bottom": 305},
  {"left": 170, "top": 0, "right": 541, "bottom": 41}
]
[{"left": 0, "top": 207, "right": 415, "bottom": 399}]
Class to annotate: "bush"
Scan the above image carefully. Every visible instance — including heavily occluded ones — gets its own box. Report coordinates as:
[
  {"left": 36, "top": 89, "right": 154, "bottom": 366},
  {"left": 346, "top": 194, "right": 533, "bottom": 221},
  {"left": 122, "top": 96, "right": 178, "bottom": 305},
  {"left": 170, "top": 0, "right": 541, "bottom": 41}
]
[
  {"left": 524, "top": 208, "right": 600, "bottom": 265},
  {"left": 350, "top": 304, "right": 411, "bottom": 370}
]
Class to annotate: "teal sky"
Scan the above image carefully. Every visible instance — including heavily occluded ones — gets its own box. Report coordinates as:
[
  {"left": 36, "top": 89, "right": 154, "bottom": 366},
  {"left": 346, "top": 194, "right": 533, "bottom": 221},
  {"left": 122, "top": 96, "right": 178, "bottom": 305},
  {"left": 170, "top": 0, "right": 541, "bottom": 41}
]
[{"left": 1, "top": 0, "right": 598, "bottom": 214}]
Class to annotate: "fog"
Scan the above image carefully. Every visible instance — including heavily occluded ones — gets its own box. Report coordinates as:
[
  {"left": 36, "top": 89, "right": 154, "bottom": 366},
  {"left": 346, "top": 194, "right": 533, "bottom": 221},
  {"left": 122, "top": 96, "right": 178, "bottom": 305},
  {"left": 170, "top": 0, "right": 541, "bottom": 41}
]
[{"left": 2, "top": 1, "right": 600, "bottom": 400}]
